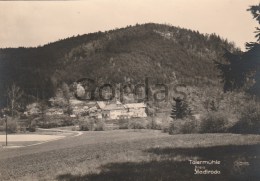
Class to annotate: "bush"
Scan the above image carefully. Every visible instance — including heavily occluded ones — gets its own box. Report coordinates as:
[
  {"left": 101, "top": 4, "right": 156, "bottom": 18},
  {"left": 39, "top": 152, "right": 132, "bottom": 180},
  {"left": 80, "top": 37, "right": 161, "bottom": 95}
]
[
  {"left": 168, "top": 120, "right": 175, "bottom": 135},
  {"left": 94, "top": 119, "right": 105, "bottom": 131},
  {"left": 117, "top": 118, "right": 148, "bottom": 130},
  {"left": 128, "top": 118, "right": 147, "bottom": 129},
  {"left": 79, "top": 117, "right": 105, "bottom": 131},
  {"left": 79, "top": 117, "right": 95, "bottom": 131},
  {"left": 27, "top": 119, "right": 36, "bottom": 132},
  {"left": 27, "top": 126, "right": 36, "bottom": 132},
  {"left": 71, "top": 126, "right": 80, "bottom": 131},
  {"left": 37, "top": 115, "right": 75, "bottom": 128},
  {"left": 162, "top": 122, "right": 170, "bottom": 133},
  {"left": 2, "top": 118, "right": 18, "bottom": 133},
  {"left": 230, "top": 101, "right": 260, "bottom": 134},
  {"left": 161, "top": 116, "right": 172, "bottom": 133},
  {"left": 199, "top": 112, "right": 229, "bottom": 133},
  {"left": 179, "top": 120, "right": 198, "bottom": 134},
  {"left": 146, "top": 117, "right": 162, "bottom": 130},
  {"left": 168, "top": 118, "right": 198, "bottom": 134},
  {"left": 19, "top": 126, "right": 27, "bottom": 132},
  {"left": 24, "top": 117, "right": 37, "bottom": 132},
  {"left": 118, "top": 119, "right": 129, "bottom": 129},
  {"left": 62, "top": 117, "right": 75, "bottom": 127}
]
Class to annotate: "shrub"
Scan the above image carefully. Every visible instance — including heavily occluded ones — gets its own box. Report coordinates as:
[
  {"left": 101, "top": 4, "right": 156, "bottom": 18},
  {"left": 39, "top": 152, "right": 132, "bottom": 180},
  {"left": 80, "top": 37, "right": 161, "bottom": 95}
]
[
  {"left": 71, "top": 126, "right": 80, "bottom": 131},
  {"left": 23, "top": 117, "right": 37, "bottom": 132},
  {"left": 36, "top": 115, "right": 75, "bottom": 128},
  {"left": 28, "top": 119, "right": 36, "bottom": 132},
  {"left": 168, "top": 120, "right": 175, "bottom": 135},
  {"left": 128, "top": 118, "right": 147, "bottom": 129},
  {"left": 162, "top": 122, "right": 170, "bottom": 133},
  {"left": 118, "top": 119, "right": 129, "bottom": 129},
  {"left": 27, "top": 126, "right": 36, "bottom": 132},
  {"left": 168, "top": 118, "right": 198, "bottom": 134},
  {"left": 199, "top": 112, "right": 229, "bottom": 133},
  {"left": 79, "top": 117, "right": 105, "bottom": 131},
  {"left": 19, "top": 126, "right": 27, "bottom": 132},
  {"left": 94, "top": 119, "right": 105, "bottom": 131},
  {"left": 79, "top": 117, "right": 95, "bottom": 131},
  {"left": 230, "top": 101, "right": 260, "bottom": 134},
  {"left": 146, "top": 117, "right": 162, "bottom": 130},
  {"left": 179, "top": 120, "right": 198, "bottom": 134},
  {"left": 0, "top": 126, "right": 4, "bottom": 132},
  {"left": 62, "top": 117, "right": 75, "bottom": 127},
  {"left": 3, "top": 118, "right": 18, "bottom": 133},
  {"left": 161, "top": 116, "right": 172, "bottom": 133}
]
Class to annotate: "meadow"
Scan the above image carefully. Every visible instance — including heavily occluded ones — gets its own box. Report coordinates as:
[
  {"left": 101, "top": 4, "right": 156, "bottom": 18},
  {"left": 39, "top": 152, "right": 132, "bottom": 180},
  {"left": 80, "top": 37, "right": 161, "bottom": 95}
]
[{"left": 0, "top": 130, "right": 259, "bottom": 181}]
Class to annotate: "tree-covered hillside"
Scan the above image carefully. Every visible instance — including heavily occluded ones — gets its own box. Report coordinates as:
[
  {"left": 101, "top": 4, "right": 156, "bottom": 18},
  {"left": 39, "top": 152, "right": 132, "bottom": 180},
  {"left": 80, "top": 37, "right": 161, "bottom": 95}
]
[{"left": 0, "top": 23, "right": 239, "bottom": 106}]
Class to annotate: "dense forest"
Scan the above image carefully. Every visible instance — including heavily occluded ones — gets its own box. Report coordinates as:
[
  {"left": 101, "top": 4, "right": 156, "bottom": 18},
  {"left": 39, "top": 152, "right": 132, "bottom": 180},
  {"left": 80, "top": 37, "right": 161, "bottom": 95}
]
[{"left": 0, "top": 23, "right": 240, "bottom": 107}]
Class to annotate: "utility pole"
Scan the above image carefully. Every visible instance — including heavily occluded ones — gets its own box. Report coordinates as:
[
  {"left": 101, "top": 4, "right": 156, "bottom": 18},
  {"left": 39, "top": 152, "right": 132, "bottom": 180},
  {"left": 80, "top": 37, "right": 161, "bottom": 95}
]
[{"left": 4, "top": 115, "right": 7, "bottom": 146}]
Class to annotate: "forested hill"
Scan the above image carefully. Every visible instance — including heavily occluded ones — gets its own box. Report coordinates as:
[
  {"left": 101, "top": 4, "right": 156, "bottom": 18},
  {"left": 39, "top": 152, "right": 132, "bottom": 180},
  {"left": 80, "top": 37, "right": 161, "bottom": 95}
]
[{"left": 0, "top": 23, "right": 239, "bottom": 104}]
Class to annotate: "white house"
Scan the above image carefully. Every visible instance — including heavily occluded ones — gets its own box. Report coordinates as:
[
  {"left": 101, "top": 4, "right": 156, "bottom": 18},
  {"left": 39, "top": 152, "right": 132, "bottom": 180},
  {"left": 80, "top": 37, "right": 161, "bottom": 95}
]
[
  {"left": 125, "top": 103, "right": 147, "bottom": 118},
  {"left": 102, "top": 101, "right": 128, "bottom": 120},
  {"left": 67, "top": 98, "right": 147, "bottom": 120},
  {"left": 101, "top": 102, "right": 147, "bottom": 120}
]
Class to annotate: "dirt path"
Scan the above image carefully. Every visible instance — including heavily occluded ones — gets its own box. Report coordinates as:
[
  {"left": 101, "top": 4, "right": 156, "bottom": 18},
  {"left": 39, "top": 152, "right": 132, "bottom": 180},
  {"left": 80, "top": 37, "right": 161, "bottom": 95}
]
[
  {"left": 0, "top": 134, "right": 65, "bottom": 142},
  {"left": 0, "top": 128, "right": 82, "bottom": 148}
]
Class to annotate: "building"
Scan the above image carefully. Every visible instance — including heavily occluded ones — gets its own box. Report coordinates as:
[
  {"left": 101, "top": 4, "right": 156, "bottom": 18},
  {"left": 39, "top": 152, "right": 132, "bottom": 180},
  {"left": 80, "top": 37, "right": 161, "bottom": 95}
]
[
  {"left": 102, "top": 101, "right": 128, "bottom": 120},
  {"left": 125, "top": 103, "right": 147, "bottom": 118},
  {"left": 102, "top": 102, "right": 147, "bottom": 120},
  {"left": 68, "top": 98, "right": 147, "bottom": 120}
]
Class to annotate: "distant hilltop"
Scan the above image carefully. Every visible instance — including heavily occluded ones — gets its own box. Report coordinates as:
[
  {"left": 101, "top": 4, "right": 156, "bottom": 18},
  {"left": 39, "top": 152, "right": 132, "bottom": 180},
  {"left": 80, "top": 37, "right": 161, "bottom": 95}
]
[{"left": 0, "top": 23, "right": 240, "bottom": 106}]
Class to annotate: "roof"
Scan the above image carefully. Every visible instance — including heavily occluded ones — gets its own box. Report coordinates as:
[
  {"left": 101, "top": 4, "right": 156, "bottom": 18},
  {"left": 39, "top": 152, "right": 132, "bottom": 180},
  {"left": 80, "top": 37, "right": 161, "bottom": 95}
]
[
  {"left": 116, "top": 101, "right": 122, "bottom": 105},
  {"left": 96, "top": 101, "right": 106, "bottom": 109},
  {"left": 103, "top": 103, "right": 125, "bottom": 111},
  {"left": 69, "top": 99, "right": 85, "bottom": 105},
  {"left": 125, "top": 103, "right": 146, "bottom": 109},
  {"left": 85, "top": 101, "right": 97, "bottom": 107}
]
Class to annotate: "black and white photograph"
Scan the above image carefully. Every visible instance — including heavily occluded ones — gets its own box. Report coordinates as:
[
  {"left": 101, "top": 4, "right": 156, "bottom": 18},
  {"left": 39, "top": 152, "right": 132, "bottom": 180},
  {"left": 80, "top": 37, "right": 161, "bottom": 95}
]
[{"left": 0, "top": 0, "right": 260, "bottom": 180}]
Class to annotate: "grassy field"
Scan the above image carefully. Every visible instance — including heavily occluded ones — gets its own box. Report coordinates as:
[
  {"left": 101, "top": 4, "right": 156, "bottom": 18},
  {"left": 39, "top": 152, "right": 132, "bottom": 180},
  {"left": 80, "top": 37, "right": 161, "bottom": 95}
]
[{"left": 0, "top": 130, "right": 260, "bottom": 181}]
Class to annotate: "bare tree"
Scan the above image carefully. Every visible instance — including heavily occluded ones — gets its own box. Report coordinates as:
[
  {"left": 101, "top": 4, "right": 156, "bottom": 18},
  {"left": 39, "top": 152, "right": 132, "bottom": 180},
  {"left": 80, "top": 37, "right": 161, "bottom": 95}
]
[
  {"left": 61, "top": 82, "right": 73, "bottom": 115},
  {"left": 7, "top": 83, "right": 23, "bottom": 117},
  {"left": 38, "top": 100, "right": 48, "bottom": 126}
]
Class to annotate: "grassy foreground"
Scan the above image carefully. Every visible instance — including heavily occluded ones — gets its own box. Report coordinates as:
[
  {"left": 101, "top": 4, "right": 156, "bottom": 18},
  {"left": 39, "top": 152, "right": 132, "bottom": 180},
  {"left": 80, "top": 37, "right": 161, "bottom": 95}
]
[{"left": 0, "top": 130, "right": 260, "bottom": 181}]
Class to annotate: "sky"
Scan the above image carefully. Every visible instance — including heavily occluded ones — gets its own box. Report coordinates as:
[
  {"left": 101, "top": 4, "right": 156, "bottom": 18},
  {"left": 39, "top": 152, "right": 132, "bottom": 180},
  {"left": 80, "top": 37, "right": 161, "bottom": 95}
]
[{"left": 0, "top": 0, "right": 259, "bottom": 50}]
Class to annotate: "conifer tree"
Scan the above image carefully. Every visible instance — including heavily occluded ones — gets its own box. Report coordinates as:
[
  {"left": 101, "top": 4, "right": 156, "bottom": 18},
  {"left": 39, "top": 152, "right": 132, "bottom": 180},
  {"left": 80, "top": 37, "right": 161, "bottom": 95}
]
[{"left": 170, "top": 97, "right": 191, "bottom": 119}]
